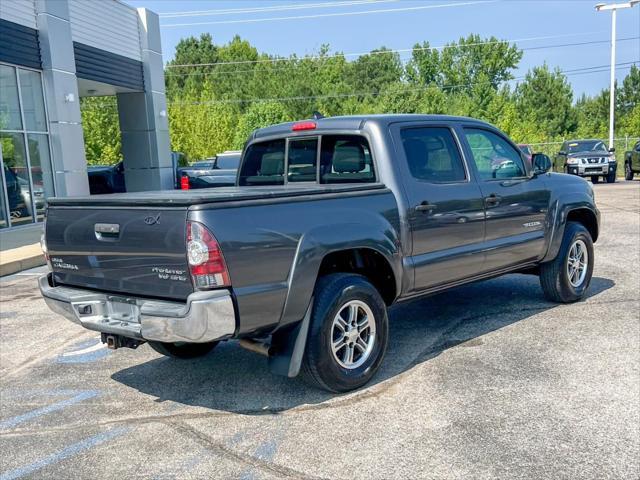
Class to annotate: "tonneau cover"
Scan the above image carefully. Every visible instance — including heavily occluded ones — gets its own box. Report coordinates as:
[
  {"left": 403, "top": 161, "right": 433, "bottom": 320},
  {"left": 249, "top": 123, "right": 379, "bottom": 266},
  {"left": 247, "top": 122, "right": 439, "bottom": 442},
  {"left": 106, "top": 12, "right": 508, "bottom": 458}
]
[{"left": 47, "top": 184, "right": 386, "bottom": 207}]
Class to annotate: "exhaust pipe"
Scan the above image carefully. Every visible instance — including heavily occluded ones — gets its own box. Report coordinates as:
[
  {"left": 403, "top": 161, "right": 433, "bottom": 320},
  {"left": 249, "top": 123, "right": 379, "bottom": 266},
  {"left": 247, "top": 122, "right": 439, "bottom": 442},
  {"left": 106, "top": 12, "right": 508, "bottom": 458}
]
[{"left": 239, "top": 338, "right": 272, "bottom": 357}]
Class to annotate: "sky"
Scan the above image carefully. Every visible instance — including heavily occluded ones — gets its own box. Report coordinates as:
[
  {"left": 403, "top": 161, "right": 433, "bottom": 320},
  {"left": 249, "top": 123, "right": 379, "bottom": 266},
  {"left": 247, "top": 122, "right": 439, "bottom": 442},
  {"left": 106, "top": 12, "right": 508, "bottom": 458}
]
[{"left": 126, "top": 0, "right": 640, "bottom": 98}]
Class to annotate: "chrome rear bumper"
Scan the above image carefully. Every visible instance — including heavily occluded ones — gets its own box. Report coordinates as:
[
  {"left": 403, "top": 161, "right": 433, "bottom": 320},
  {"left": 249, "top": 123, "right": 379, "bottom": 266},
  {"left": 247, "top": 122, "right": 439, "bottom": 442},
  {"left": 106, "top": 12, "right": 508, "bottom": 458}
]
[{"left": 39, "top": 274, "right": 236, "bottom": 343}]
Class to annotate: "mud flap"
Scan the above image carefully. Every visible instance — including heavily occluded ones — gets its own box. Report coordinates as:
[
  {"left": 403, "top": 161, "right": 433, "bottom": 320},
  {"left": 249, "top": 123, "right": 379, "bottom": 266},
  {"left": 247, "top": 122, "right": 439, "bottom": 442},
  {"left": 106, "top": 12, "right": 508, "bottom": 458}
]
[{"left": 268, "top": 300, "right": 313, "bottom": 378}]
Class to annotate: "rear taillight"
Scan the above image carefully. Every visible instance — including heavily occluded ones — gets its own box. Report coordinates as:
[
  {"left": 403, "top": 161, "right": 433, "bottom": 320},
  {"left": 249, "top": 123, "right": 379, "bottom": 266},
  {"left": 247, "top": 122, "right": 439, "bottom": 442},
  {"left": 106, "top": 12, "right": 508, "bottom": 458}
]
[
  {"left": 180, "top": 175, "right": 190, "bottom": 190},
  {"left": 187, "top": 221, "right": 230, "bottom": 289}
]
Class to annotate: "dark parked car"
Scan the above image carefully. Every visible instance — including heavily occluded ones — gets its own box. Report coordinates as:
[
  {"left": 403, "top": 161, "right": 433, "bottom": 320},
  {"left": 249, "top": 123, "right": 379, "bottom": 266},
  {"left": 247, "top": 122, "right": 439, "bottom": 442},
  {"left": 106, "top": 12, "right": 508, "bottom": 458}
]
[
  {"left": 87, "top": 162, "right": 126, "bottom": 194},
  {"left": 624, "top": 140, "right": 640, "bottom": 180},
  {"left": 88, "top": 152, "right": 189, "bottom": 194},
  {"left": 2, "top": 165, "right": 45, "bottom": 222},
  {"left": 40, "top": 115, "right": 599, "bottom": 392},
  {"left": 177, "top": 151, "right": 241, "bottom": 189},
  {"left": 554, "top": 139, "right": 617, "bottom": 184}
]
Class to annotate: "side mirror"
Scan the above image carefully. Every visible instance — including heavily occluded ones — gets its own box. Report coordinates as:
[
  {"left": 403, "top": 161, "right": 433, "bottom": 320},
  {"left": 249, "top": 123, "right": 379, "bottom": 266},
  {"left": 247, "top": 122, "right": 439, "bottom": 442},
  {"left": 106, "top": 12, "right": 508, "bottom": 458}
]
[
  {"left": 558, "top": 151, "right": 567, "bottom": 156},
  {"left": 532, "top": 153, "right": 551, "bottom": 175},
  {"left": 608, "top": 147, "right": 616, "bottom": 153}
]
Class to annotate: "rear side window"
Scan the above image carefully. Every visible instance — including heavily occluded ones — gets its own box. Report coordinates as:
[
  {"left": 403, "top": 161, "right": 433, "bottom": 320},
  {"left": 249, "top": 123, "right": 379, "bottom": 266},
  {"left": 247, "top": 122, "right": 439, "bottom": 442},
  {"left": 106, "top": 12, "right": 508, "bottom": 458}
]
[
  {"left": 238, "top": 139, "right": 285, "bottom": 186},
  {"left": 400, "top": 127, "right": 466, "bottom": 182},
  {"left": 320, "top": 136, "right": 375, "bottom": 184}
]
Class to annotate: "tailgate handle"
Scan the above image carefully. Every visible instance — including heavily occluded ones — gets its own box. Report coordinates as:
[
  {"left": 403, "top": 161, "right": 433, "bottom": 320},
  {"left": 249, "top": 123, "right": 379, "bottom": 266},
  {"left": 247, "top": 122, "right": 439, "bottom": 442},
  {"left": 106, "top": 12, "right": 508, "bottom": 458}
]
[{"left": 95, "top": 223, "right": 120, "bottom": 241}]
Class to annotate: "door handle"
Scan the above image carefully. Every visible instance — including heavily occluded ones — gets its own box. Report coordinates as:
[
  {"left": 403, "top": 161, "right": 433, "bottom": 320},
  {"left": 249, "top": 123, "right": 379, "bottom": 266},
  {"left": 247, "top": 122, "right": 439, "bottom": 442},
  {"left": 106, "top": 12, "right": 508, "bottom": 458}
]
[
  {"left": 95, "top": 223, "right": 120, "bottom": 241},
  {"left": 485, "top": 194, "right": 502, "bottom": 207},
  {"left": 415, "top": 201, "right": 437, "bottom": 213}
]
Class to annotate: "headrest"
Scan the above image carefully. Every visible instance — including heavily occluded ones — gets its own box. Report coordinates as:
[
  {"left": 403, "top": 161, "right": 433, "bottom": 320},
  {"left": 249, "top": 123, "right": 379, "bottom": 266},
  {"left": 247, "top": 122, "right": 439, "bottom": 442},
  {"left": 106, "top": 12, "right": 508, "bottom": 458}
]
[
  {"left": 333, "top": 143, "right": 365, "bottom": 173},
  {"left": 260, "top": 152, "right": 284, "bottom": 176}
]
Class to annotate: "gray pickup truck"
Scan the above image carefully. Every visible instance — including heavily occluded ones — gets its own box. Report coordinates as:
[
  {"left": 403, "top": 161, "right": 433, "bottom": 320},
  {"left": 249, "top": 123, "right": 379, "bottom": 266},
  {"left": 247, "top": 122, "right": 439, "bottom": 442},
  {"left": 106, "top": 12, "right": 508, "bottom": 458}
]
[{"left": 39, "top": 115, "right": 600, "bottom": 392}]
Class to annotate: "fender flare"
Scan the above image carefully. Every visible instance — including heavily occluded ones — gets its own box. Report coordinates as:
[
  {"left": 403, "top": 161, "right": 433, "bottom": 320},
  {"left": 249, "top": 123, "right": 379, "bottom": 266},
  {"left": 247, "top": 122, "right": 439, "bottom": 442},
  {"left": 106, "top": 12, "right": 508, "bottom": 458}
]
[
  {"left": 267, "top": 219, "right": 401, "bottom": 378},
  {"left": 278, "top": 220, "right": 402, "bottom": 330},
  {"left": 542, "top": 192, "right": 599, "bottom": 263}
]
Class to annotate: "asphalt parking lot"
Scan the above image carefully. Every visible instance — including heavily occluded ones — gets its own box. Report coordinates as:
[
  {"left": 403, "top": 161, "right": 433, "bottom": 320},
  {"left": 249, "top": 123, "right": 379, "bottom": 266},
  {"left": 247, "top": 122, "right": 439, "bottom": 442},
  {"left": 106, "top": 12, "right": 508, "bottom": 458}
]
[{"left": 1, "top": 181, "right": 639, "bottom": 480}]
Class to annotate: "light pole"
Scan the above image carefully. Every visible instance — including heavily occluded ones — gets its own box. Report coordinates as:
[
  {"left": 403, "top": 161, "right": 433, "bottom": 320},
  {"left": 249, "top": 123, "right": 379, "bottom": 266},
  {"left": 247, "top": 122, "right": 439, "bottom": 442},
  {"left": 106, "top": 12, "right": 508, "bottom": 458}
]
[{"left": 595, "top": 1, "right": 639, "bottom": 151}]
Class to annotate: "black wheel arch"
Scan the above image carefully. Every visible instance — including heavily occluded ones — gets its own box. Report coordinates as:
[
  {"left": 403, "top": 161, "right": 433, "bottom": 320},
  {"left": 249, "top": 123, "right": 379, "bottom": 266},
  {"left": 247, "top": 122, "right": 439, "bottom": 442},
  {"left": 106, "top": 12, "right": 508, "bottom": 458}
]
[{"left": 543, "top": 201, "right": 599, "bottom": 264}]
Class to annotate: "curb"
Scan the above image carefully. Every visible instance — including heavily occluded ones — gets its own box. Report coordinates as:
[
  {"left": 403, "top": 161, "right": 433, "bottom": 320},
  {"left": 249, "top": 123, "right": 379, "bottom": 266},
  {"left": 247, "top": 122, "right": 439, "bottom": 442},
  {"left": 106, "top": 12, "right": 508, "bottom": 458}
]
[{"left": 0, "top": 244, "right": 46, "bottom": 277}]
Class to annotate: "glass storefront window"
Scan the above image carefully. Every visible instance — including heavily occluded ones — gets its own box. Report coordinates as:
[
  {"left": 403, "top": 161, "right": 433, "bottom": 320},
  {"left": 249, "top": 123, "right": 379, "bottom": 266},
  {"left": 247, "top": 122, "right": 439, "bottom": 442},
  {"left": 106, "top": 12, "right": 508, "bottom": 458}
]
[
  {"left": 0, "top": 64, "right": 23, "bottom": 130},
  {"left": 27, "top": 134, "right": 53, "bottom": 221},
  {"left": 0, "top": 63, "right": 51, "bottom": 229},
  {"left": 18, "top": 69, "right": 47, "bottom": 132},
  {"left": 0, "top": 133, "right": 34, "bottom": 226},
  {"left": 0, "top": 168, "right": 8, "bottom": 229}
]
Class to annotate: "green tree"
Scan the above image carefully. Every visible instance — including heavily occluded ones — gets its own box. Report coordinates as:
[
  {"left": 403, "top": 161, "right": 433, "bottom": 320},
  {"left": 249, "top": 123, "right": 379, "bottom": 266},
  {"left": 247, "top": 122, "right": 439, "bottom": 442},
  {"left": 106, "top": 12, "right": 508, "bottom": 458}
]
[
  {"left": 165, "top": 33, "right": 219, "bottom": 96},
  {"left": 233, "top": 102, "right": 291, "bottom": 149},
  {"left": 618, "top": 65, "right": 639, "bottom": 115},
  {"left": 515, "top": 64, "right": 577, "bottom": 138},
  {"left": 405, "top": 41, "right": 440, "bottom": 86},
  {"left": 346, "top": 47, "right": 403, "bottom": 98},
  {"left": 168, "top": 80, "right": 239, "bottom": 161},
  {"left": 438, "top": 34, "right": 522, "bottom": 91},
  {"left": 575, "top": 91, "right": 609, "bottom": 138},
  {"left": 80, "top": 97, "right": 121, "bottom": 165}
]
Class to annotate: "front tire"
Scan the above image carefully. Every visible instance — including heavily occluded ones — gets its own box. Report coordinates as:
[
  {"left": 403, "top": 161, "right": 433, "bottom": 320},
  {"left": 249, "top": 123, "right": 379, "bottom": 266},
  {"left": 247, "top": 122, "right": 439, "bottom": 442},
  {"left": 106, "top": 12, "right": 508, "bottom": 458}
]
[
  {"left": 148, "top": 341, "right": 218, "bottom": 359},
  {"left": 606, "top": 169, "right": 616, "bottom": 183},
  {"left": 590, "top": 175, "right": 600, "bottom": 184},
  {"left": 625, "top": 162, "right": 634, "bottom": 180},
  {"left": 539, "top": 222, "right": 594, "bottom": 303},
  {"left": 301, "top": 274, "right": 388, "bottom": 393}
]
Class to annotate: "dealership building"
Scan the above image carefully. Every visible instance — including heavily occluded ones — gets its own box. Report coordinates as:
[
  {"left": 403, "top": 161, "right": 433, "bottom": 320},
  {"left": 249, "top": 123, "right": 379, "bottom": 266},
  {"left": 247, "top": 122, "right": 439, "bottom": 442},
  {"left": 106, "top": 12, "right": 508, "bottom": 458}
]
[{"left": 0, "top": 0, "right": 171, "bottom": 248}]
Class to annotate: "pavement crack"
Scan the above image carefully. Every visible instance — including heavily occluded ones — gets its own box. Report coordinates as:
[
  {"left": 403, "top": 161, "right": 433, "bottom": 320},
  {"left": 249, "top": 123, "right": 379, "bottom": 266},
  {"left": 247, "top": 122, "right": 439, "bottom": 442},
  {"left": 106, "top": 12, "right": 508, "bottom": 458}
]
[
  {"left": 166, "top": 419, "right": 328, "bottom": 480},
  {"left": 2, "top": 330, "right": 89, "bottom": 379}
]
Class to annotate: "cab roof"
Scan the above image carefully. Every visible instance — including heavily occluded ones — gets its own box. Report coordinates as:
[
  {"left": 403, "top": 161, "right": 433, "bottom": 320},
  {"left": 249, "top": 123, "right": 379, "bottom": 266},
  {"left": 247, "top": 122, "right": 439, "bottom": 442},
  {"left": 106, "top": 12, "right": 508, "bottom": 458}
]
[{"left": 250, "top": 114, "right": 494, "bottom": 140}]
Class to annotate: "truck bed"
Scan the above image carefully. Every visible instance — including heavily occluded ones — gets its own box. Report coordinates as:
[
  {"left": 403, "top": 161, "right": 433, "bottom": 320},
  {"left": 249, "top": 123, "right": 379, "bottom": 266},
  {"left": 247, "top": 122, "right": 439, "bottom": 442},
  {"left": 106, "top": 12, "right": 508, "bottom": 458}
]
[{"left": 47, "top": 184, "right": 386, "bottom": 207}]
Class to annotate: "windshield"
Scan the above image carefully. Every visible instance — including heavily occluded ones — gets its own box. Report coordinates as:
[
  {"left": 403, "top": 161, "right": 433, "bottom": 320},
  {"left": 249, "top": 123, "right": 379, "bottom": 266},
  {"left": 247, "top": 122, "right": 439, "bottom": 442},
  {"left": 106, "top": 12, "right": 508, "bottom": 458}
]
[
  {"left": 566, "top": 141, "right": 607, "bottom": 153},
  {"left": 191, "top": 161, "right": 214, "bottom": 168},
  {"left": 216, "top": 156, "right": 240, "bottom": 170}
]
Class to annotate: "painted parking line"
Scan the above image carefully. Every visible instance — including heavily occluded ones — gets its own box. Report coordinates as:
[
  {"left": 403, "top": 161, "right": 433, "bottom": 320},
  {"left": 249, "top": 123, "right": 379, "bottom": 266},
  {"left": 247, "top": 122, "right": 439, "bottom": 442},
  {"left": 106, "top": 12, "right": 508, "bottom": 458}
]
[
  {"left": 60, "top": 341, "right": 105, "bottom": 357},
  {"left": 0, "top": 390, "right": 98, "bottom": 431},
  {"left": 57, "top": 339, "right": 110, "bottom": 364},
  {"left": 0, "top": 426, "right": 129, "bottom": 480}
]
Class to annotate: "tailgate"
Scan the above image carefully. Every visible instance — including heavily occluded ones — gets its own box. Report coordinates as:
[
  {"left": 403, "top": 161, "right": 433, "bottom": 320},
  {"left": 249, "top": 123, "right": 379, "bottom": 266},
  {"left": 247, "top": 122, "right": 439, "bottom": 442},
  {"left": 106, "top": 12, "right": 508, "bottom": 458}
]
[{"left": 46, "top": 206, "right": 192, "bottom": 301}]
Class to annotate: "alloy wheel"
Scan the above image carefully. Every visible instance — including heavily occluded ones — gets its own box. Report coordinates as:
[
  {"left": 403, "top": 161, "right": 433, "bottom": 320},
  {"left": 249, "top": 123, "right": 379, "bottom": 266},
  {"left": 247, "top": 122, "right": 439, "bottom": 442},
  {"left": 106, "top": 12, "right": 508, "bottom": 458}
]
[
  {"left": 330, "top": 300, "right": 376, "bottom": 369},
  {"left": 567, "top": 239, "right": 588, "bottom": 287}
]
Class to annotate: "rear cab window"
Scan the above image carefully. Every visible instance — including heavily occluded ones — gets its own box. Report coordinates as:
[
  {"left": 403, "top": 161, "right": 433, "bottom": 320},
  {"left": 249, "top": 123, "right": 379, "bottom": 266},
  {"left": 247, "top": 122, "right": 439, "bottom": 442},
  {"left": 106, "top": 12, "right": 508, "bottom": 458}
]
[{"left": 239, "top": 134, "right": 375, "bottom": 186}]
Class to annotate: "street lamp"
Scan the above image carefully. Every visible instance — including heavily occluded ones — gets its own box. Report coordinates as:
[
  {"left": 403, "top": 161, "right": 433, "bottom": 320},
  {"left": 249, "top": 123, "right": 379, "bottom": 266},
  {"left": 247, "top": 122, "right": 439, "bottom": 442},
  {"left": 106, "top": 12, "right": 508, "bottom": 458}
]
[{"left": 594, "top": 1, "right": 639, "bottom": 151}]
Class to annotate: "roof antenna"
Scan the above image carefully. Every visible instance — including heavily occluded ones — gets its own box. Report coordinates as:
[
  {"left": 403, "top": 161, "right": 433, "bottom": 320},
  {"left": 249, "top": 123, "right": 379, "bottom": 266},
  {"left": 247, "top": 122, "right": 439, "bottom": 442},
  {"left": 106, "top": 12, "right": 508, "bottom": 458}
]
[{"left": 312, "top": 111, "right": 325, "bottom": 120}]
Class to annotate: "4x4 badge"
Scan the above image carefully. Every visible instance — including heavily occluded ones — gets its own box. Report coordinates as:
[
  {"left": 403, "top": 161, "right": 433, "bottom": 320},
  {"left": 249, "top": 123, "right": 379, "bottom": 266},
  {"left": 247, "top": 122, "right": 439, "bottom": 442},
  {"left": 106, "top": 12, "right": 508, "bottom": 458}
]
[{"left": 144, "top": 213, "right": 161, "bottom": 225}]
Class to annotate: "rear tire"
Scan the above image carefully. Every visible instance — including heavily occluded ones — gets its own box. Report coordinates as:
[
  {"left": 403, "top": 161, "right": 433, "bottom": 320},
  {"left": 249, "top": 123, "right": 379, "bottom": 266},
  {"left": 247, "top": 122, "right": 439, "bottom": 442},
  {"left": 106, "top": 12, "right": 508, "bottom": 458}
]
[
  {"left": 625, "top": 162, "right": 634, "bottom": 180},
  {"left": 301, "top": 273, "right": 388, "bottom": 393},
  {"left": 539, "top": 222, "right": 594, "bottom": 303},
  {"left": 590, "top": 175, "right": 600, "bottom": 184},
  {"left": 148, "top": 341, "right": 218, "bottom": 359}
]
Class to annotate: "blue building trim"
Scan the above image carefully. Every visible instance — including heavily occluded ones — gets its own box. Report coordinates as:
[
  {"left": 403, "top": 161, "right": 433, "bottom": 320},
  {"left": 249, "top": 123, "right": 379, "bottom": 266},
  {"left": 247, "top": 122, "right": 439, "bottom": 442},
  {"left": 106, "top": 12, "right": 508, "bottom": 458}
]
[
  {"left": 73, "top": 42, "right": 144, "bottom": 91},
  {"left": 0, "top": 18, "right": 41, "bottom": 70}
]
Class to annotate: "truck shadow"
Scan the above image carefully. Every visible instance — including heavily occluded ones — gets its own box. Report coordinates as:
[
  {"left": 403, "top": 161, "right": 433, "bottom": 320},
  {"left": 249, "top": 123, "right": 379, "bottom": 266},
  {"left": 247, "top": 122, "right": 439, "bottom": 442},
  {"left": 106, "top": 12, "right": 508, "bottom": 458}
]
[{"left": 112, "top": 275, "right": 614, "bottom": 414}]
